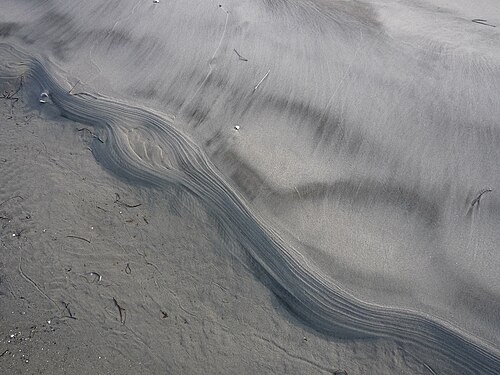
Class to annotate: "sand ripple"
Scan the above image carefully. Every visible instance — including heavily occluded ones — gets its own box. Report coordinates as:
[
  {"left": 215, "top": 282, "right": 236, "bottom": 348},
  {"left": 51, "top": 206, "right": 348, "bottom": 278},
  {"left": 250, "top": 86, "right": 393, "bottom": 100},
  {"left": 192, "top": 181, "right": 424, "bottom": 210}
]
[{"left": 1, "top": 43, "right": 499, "bottom": 374}]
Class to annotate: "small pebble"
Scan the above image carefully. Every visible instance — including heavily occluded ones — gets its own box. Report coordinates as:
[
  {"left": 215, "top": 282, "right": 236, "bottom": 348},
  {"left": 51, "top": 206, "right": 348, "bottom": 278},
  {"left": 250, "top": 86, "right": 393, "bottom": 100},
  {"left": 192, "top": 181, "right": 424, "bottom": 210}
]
[{"left": 39, "top": 92, "right": 49, "bottom": 104}]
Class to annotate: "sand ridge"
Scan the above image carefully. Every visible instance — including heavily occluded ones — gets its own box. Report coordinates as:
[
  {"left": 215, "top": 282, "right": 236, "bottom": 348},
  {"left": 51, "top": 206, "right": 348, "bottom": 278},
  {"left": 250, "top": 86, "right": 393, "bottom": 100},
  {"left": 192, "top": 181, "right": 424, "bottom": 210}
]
[
  {"left": 1, "top": 0, "right": 500, "bottom": 373},
  {"left": 1, "top": 43, "right": 499, "bottom": 373}
]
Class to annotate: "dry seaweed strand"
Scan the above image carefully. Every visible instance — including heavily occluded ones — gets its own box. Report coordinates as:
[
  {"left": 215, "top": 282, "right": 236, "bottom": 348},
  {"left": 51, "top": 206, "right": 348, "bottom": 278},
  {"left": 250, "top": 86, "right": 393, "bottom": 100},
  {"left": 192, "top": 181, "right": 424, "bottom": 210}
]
[
  {"left": 114, "top": 193, "right": 142, "bottom": 208},
  {"left": 472, "top": 19, "right": 496, "bottom": 27},
  {"left": 471, "top": 188, "right": 492, "bottom": 208},
  {"left": 113, "top": 297, "right": 126, "bottom": 325},
  {"left": 62, "top": 301, "right": 77, "bottom": 320},
  {"left": 18, "top": 257, "right": 57, "bottom": 308},
  {"left": 233, "top": 49, "right": 248, "bottom": 61},
  {"left": 66, "top": 235, "right": 91, "bottom": 243}
]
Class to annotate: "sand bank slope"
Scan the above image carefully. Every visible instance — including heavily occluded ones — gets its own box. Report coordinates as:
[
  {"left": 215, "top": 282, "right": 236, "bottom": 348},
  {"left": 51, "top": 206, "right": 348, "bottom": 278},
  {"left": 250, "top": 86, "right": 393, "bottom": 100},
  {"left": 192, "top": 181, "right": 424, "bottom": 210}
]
[{"left": 1, "top": 43, "right": 499, "bottom": 373}]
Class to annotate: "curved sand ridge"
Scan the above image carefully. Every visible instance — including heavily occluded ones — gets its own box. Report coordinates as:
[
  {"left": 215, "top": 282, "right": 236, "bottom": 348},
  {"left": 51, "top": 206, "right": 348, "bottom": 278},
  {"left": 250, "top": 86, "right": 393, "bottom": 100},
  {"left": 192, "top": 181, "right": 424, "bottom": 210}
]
[{"left": 1, "top": 43, "right": 499, "bottom": 374}]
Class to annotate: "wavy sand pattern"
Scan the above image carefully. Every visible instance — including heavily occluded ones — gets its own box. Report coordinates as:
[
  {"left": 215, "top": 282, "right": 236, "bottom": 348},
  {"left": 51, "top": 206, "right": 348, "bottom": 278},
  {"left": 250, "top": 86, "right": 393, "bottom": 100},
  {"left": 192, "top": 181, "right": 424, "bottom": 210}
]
[{"left": 1, "top": 42, "right": 499, "bottom": 374}]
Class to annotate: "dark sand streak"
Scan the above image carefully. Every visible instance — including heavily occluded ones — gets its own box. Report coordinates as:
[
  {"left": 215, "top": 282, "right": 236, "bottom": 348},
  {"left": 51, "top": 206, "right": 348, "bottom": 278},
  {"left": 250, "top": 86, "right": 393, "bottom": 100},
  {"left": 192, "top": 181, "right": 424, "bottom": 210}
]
[{"left": 1, "top": 43, "right": 500, "bottom": 374}]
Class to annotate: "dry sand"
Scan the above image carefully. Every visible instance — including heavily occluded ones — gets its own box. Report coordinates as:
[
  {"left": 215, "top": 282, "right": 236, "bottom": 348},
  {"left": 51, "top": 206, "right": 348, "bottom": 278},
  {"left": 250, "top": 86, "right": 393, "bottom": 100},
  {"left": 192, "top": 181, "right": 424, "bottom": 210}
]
[{"left": 1, "top": 0, "right": 500, "bottom": 374}]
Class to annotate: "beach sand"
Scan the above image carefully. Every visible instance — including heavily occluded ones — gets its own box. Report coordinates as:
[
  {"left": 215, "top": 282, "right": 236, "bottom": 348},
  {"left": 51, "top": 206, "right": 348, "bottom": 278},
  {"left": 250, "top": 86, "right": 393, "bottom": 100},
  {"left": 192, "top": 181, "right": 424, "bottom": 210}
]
[
  {"left": 1, "top": 0, "right": 499, "bottom": 373},
  {"left": 0, "top": 96, "right": 431, "bottom": 374}
]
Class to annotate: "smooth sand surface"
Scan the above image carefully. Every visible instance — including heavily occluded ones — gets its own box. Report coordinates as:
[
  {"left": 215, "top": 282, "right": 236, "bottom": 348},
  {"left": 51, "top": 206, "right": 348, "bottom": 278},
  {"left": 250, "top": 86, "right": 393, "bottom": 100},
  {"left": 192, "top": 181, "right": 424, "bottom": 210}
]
[{"left": 1, "top": 0, "right": 499, "bottom": 374}]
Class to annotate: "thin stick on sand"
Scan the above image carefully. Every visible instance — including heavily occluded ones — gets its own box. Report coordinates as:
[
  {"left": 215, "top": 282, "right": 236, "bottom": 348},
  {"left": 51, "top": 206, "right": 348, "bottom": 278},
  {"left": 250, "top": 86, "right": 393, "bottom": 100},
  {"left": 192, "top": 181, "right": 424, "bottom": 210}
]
[
  {"left": 114, "top": 193, "right": 141, "bottom": 208},
  {"left": 253, "top": 69, "right": 270, "bottom": 92},
  {"left": 233, "top": 49, "right": 248, "bottom": 61},
  {"left": 62, "top": 301, "right": 77, "bottom": 320},
  {"left": 66, "top": 235, "right": 91, "bottom": 243},
  {"left": 472, "top": 19, "right": 496, "bottom": 27},
  {"left": 113, "top": 297, "right": 126, "bottom": 325},
  {"left": 470, "top": 188, "right": 492, "bottom": 208},
  {"left": 18, "top": 257, "right": 57, "bottom": 307}
]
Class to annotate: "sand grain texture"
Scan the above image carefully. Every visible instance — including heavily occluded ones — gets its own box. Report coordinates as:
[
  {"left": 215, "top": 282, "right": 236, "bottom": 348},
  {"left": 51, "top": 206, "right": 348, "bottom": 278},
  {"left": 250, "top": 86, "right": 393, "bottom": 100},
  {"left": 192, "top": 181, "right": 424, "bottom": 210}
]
[{"left": 1, "top": 0, "right": 500, "bottom": 374}]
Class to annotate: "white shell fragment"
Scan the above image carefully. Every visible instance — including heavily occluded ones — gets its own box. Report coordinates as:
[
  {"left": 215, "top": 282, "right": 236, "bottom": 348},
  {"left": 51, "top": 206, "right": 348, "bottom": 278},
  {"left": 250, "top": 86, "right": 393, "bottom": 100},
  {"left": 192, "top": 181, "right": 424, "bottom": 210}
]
[
  {"left": 234, "top": 125, "right": 240, "bottom": 131},
  {"left": 39, "top": 92, "right": 49, "bottom": 103}
]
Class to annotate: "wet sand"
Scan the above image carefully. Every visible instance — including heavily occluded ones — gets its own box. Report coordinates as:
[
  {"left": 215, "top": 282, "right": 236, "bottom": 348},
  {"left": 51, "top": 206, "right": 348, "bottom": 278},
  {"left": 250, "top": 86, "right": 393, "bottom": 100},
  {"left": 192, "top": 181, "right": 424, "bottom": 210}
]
[
  {"left": 1, "top": 0, "right": 500, "bottom": 374},
  {"left": 0, "top": 88, "right": 435, "bottom": 374}
]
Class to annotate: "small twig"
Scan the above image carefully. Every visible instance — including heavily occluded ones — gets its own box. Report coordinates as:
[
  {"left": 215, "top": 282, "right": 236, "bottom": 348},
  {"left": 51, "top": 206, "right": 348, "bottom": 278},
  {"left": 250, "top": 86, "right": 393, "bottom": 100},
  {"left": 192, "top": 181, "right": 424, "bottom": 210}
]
[
  {"left": 66, "top": 235, "right": 91, "bottom": 243},
  {"left": 61, "top": 301, "right": 76, "bottom": 319},
  {"left": 423, "top": 363, "right": 438, "bottom": 375},
  {"left": 471, "top": 188, "right": 492, "bottom": 208},
  {"left": 113, "top": 297, "right": 126, "bottom": 325},
  {"left": 146, "top": 261, "right": 161, "bottom": 273},
  {"left": 472, "top": 19, "right": 496, "bottom": 27},
  {"left": 114, "top": 193, "right": 141, "bottom": 208},
  {"left": 212, "top": 281, "right": 227, "bottom": 292},
  {"left": 161, "top": 310, "right": 169, "bottom": 319},
  {"left": 253, "top": 69, "right": 270, "bottom": 92},
  {"left": 233, "top": 49, "right": 248, "bottom": 61},
  {"left": 0, "top": 349, "right": 9, "bottom": 357},
  {"left": 118, "top": 202, "right": 141, "bottom": 208},
  {"left": 18, "top": 257, "right": 57, "bottom": 307}
]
